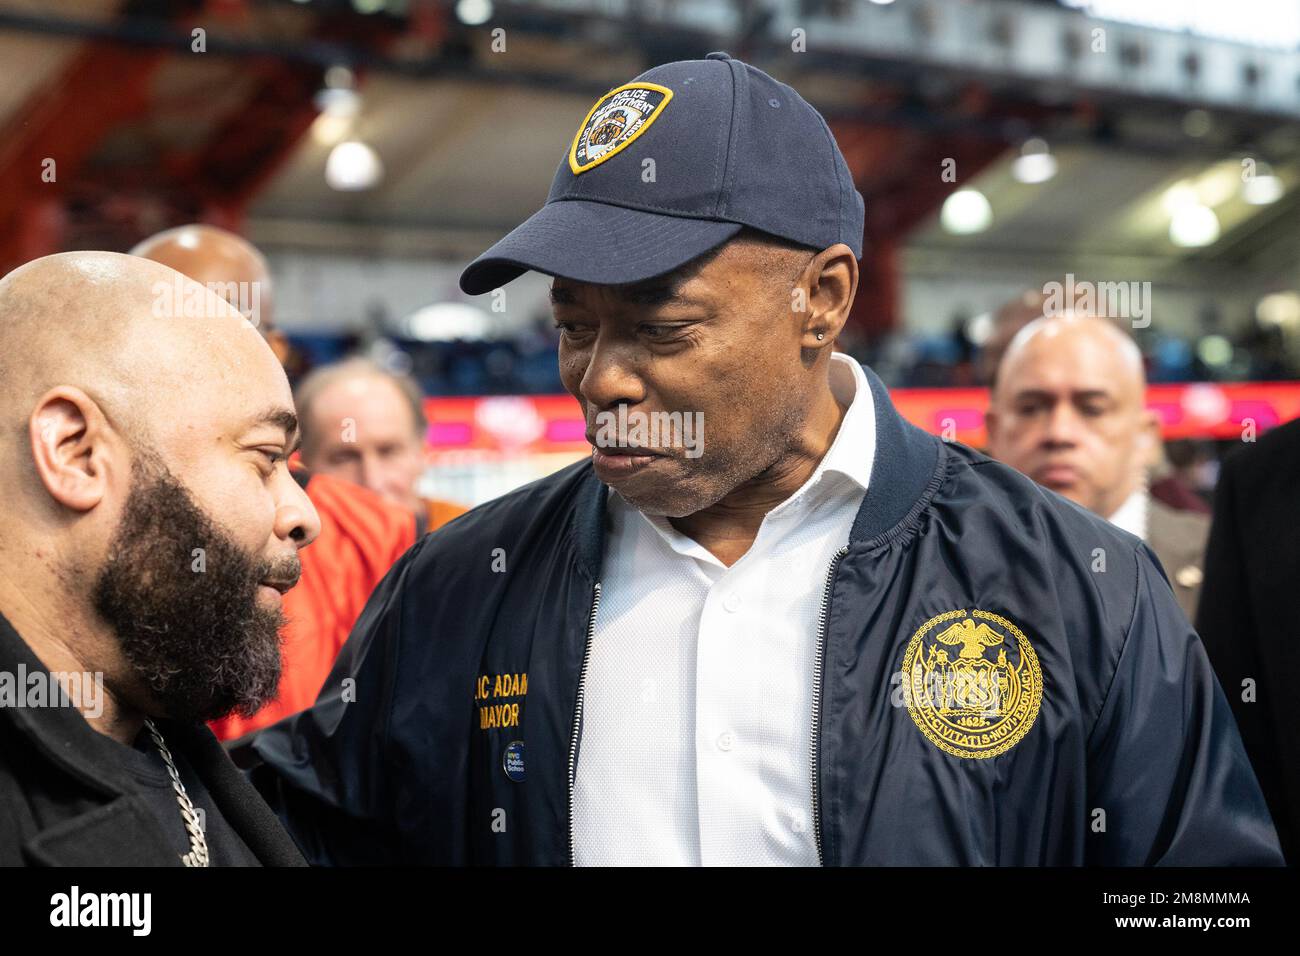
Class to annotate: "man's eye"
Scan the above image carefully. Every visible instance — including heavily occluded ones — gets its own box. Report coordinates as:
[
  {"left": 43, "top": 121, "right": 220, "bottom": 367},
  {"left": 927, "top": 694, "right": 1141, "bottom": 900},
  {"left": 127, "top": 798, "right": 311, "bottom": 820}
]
[{"left": 639, "top": 323, "right": 687, "bottom": 341}]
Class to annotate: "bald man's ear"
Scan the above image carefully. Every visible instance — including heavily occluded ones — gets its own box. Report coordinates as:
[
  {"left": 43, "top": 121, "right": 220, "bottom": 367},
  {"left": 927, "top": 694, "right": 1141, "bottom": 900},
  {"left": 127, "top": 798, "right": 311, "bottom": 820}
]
[
  {"left": 1137, "top": 408, "right": 1162, "bottom": 467},
  {"left": 798, "top": 242, "right": 859, "bottom": 349},
  {"left": 984, "top": 408, "right": 1000, "bottom": 453},
  {"left": 29, "top": 388, "right": 119, "bottom": 512}
]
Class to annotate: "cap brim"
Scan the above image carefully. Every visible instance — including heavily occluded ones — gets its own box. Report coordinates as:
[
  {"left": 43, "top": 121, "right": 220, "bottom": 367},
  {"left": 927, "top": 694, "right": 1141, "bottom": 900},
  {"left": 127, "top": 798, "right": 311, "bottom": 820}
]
[{"left": 459, "top": 200, "right": 742, "bottom": 295}]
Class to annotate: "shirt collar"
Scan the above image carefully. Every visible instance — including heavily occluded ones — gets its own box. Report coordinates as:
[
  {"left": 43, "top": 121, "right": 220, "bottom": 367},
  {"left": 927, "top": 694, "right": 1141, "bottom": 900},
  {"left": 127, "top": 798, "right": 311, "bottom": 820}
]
[
  {"left": 766, "top": 351, "right": 875, "bottom": 516},
  {"left": 1107, "top": 486, "right": 1149, "bottom": 540},
  {"left": 816, "top": 351, "right": 876, "bottom": 494}
]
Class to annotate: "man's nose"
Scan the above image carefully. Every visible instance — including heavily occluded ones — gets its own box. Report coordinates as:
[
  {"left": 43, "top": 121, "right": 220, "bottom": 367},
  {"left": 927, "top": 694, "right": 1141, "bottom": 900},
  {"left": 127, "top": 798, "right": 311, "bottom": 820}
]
[
  {"left": 1042, "top": 403, "right": 1081, "bottom": 447},
  {"left": 359, "top": 453, "right": 384, "bottom": 494},
  {"left": 579, "top": 338, "right": 644, "bottom": 410},
  {"left": 276, "top": 473, "right": 321, "bottom": 548}
]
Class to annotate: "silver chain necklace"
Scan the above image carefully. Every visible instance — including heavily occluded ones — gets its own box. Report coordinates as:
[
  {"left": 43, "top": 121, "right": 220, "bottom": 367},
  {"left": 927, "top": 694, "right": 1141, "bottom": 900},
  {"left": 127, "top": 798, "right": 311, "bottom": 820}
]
[{"left": 143, "top": 718, "right": 210, "bottom": 867}]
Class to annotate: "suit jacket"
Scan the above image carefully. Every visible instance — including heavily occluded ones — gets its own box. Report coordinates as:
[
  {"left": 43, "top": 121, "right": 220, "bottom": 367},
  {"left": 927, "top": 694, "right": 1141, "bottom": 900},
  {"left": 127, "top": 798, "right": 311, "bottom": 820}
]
[
  {"left": 0, "top": 612, "right": 306, "bottom": 866},
  {"left": 1146, "top": 496, "right": 1210, "bottom": 623},
  {"left": 1197, "top": 417, "right": 1300, "bottom": 866}
]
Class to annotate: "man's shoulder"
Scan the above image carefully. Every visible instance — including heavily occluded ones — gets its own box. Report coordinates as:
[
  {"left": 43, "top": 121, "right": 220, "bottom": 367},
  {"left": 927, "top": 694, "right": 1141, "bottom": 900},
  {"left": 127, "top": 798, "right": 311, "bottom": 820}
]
[
  {"left": 409, "top": 457, "right": 600, "bottom": 568},
  {"left": 937, "top": 442, "right": 1149, "bottom": 617},
  {"left": 1147, "top": 497, "right": 1210, "bottom": 553},
  {"left": 303, "top": 471, "right": 417, "bottom": 552},
  {"left": 1221, "top": 416, "right": 1300, "bottom": 496},
  {"left": 946, "top": 442, "right": 1145, "bottom": 555}
]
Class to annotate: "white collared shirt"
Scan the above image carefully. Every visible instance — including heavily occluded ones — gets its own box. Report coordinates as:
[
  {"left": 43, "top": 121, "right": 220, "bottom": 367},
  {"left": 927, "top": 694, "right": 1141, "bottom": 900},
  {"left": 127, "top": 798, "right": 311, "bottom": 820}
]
[
  {"left": 1108, "top": 486, "right": 1149, "bottom": 541},
  {"left": 572, "top": 352, "right": 875, "bottom": 866}
]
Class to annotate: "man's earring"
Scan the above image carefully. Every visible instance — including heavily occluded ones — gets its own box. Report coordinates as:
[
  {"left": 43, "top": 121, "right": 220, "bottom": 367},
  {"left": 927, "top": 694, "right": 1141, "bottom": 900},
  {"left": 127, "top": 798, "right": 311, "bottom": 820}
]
[{"left": 815, "top": 331, "right": 825, "bottom": 341}]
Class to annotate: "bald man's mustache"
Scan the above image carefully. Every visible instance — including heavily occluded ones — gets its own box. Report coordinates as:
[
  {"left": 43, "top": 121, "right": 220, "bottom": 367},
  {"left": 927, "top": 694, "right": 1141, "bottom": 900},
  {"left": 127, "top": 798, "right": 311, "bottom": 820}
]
[{"left": 150, "top": 276, "right": 265, "bottom": 328}]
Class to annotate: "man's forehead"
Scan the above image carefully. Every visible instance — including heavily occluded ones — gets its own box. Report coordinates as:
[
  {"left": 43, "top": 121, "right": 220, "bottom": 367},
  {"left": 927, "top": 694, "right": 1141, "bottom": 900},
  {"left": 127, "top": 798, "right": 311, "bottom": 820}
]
[
  {"left": 551, "top": 270, "right": 711, "bottom": 304},
  {"left": 549, "top": 246, "right": 736, "bottom": 307}
]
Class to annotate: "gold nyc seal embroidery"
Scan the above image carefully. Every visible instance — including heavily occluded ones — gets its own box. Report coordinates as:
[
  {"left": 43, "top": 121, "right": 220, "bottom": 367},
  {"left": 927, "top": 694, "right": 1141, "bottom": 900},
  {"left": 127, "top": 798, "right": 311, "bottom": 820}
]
[
  {"left": 900, "top": 609, "right": 1042, "bottom": 759},
  {"left": 569, "top": 82, "right": 673, "bottom": 175}
]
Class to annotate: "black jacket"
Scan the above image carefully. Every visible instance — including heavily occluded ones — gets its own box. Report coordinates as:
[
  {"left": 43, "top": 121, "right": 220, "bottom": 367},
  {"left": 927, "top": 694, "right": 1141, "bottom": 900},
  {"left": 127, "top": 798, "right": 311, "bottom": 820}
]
[
  {"left": 1197, "top": 416, "right": 1300, "bottom": 866},
  {"left": 0, "top": 613, "right": 305, "bottom": 867},
  {"left": 252, "top": 362, "right": 1282, "bottom": 866}
]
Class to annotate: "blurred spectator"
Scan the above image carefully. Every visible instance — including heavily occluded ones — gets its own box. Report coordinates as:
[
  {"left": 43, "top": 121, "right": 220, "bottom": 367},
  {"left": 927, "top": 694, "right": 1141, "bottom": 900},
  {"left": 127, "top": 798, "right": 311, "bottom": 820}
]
[
  {"left": 975, "top": 289, "right": 1048, "bottom": 386},
  {"left": 1152, "top": 438, "right": 1213, "bottom": 514},
  {"left": 294, "top": 357, "right": 467, "bottom": 533},
  {"left": 1197, "top": 417, "right": 1300, "bottom": 865},
  {"left": 132, "top": 225, "right": 420, "bottom": 740},
  {"left": 985, "top": 313, "right": 1209, "bottom": 620}
]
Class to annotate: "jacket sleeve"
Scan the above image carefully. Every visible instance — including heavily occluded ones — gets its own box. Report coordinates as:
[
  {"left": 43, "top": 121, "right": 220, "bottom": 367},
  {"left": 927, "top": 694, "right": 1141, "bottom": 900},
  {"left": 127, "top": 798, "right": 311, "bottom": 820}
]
[
  {"left": 1084, "top": 543, "right": 1283, "bottom": 865},
  {"left": 246, "top": 535, "right": 431, "bottom": 866}
]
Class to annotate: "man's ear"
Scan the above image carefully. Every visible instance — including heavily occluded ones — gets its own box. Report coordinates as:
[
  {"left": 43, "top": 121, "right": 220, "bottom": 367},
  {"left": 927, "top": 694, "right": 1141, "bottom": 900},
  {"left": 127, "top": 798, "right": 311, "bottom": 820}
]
[
  {"left": 984, "top": 408, "right": 999, "bottom": 450},
  {"left": 799, "top": 242, "right": 859, "bottom": 349},
  {"left": 29, "top": 387, "right": 117, "bottom": 512},
  {"left": 1137, "top": 408, "right": 1162, "bottom": 466}
]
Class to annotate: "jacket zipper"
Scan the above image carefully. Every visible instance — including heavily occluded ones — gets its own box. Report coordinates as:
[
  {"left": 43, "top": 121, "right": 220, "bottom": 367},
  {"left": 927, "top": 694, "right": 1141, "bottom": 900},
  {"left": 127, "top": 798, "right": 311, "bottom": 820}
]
[
  {"left": 567, "top": 581, "right": 601, "bottom": 866},
  {"left": 811, "top": 546, "right": 849, "bottom": 867}
]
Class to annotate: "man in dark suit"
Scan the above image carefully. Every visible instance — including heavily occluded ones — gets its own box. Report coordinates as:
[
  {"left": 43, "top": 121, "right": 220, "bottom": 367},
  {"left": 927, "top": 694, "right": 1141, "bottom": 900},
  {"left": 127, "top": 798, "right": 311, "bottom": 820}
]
[
  {"left": 986, "top": 312, "right": 1208, "bottom": 620},
  {"left": 1197, "top": 416, "right": 1300, "bottom": 865}
]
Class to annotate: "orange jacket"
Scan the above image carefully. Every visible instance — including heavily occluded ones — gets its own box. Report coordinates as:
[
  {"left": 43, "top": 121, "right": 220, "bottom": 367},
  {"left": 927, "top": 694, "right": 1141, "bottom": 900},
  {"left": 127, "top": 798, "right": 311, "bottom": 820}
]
[{"left": 210, "top": 473, "right": 417, "bottom": 741}]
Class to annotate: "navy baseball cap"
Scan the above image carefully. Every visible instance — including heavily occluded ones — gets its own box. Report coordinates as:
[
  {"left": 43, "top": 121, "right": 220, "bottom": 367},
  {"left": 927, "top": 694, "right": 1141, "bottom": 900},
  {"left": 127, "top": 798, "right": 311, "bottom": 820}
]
[{"left": 459, "top": 52, "right": 865, "bottom": 295}]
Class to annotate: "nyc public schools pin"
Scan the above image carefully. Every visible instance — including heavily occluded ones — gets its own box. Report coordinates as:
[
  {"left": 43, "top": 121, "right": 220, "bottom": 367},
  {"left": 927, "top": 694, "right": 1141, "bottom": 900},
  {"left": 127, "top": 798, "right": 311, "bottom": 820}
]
[{"left": 503, "top": 740, "right": 526, "bottom": 782}]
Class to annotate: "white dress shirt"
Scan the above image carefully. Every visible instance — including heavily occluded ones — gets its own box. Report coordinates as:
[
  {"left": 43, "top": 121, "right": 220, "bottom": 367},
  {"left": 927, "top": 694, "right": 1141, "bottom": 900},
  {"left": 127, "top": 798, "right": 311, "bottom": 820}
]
[
  {"left": 572, "top": 352, "right": 876, "bottom": 866},
  {"left": 1108, "top": 486, "right": 1149, "bottom": 541}
]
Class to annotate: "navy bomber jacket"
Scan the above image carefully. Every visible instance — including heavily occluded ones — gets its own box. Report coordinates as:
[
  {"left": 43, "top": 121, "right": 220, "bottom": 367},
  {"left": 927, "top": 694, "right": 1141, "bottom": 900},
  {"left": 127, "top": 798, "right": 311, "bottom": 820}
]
[{"left": 249, "top": 362, "right": 1283, "bottom": 866}]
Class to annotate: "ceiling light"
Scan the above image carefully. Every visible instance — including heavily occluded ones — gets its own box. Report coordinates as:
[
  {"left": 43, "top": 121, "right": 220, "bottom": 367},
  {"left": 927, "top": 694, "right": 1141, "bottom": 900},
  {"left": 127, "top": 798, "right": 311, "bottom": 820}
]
[
  {"left": 325, "top": 141, "right": 384, "bottom": 191},
  {"left": 1012, "top": 139, "right": 1057, "bottom": 184},
  {"left": 940, "top": 189, "right": 993, "bottom": 235},
  {"left": 1169, "top": 203, "right": 1220, "bottom": 247}
]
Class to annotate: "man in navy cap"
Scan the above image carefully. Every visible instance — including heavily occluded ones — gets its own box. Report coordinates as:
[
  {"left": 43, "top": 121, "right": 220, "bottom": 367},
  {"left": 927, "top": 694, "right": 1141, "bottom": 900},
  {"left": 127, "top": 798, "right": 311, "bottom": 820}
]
[{"left": 250, "top": 55, "right": 1281, "bottom": 866}]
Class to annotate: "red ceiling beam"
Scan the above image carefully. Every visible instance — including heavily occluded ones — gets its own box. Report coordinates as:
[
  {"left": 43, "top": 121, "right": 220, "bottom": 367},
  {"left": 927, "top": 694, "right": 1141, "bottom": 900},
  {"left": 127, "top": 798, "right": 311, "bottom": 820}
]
[{"left": 0, "top": 43, "right": 166, "bottom": 274}]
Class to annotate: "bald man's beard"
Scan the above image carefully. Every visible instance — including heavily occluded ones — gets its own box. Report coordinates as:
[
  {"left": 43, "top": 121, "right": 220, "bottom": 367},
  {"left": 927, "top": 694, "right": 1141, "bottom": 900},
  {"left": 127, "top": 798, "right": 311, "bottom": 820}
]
[{"left": 91, "top": 452, "right": 293, "bottom": 723}]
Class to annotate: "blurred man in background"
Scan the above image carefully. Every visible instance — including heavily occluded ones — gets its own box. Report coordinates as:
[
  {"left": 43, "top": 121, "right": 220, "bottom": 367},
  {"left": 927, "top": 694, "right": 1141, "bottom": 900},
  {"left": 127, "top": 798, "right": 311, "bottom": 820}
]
[
  {"left": 979, "top": 286, "right": 1207, "bottom": 517},
  {"left": 294, "top": 357, "right": 466, "bottom": 533},
  {"left": 1197, "top": 416, "right": 1300, "bottom": 865},
  {"left": 132, "top": 225, "right": 418, "bottom": 740},
  {"left": 0, "top": 252, "right": 314, "bottom": 865},
  {"left": 986, "top": 313, "right": 1209, "bottom": 620}
]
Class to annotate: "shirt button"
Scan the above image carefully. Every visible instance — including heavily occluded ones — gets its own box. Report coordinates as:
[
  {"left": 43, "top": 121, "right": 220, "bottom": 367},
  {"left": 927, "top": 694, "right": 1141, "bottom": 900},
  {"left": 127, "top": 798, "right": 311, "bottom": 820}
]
[
  {"left": 716, "top": 731, "right": 735, "bottom": 752},
  {"left": 722, "top": 593, "right": 741, "bottom": 613}
]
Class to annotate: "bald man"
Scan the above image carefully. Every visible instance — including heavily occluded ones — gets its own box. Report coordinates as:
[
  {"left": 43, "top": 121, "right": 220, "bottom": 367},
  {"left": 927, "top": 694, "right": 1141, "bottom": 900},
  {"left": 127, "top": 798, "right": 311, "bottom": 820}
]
[
  {"left": 294, "top": 358, "right": 466, "bottom": 530},
  {"left": 985, "top": 314, "right": 1210, "bottom": 620},
  {"left": 132, "top": 225, "right": 421, "bottom": 741},
  {"left": 0, "top": 252, "right": 318, "bottom": 866}
]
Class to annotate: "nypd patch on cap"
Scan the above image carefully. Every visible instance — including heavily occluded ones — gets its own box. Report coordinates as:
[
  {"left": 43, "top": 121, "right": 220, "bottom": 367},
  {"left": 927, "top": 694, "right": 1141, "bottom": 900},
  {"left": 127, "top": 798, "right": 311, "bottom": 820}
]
[
  {"left": 459, "top": 53, "right": 865, "bottom": 295},
  {"left": 570, "top": 83, "right": 674, "bottom": 174}
]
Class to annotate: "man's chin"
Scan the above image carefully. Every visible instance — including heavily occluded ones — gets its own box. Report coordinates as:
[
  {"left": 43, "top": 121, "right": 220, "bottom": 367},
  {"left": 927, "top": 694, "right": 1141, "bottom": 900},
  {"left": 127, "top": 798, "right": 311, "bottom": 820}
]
[{"left": 608, "top": 469, "right": 730, "bottom": 519}]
